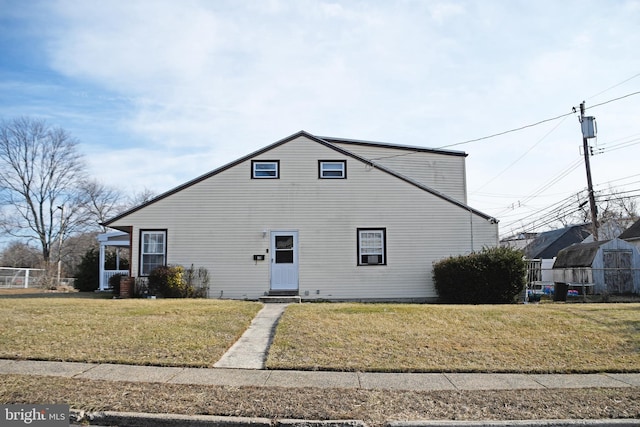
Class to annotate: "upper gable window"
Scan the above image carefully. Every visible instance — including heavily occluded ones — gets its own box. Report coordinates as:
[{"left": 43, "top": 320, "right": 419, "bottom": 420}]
[
  {"left": 319, "top": 160, "right": 346, "bottom": 179},
  {"left": 252, "top": 160, "right": 279, "bottom": 179}
]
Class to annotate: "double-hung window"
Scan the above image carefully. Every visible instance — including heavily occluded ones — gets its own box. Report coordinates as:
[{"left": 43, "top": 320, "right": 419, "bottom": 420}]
[
  {"left": 252, "top": 160, "right": 279, "bottom": 179},
  {"left": 140, "top": 230, "right": 166, "bottom": 276},
  {"left": 357, "top": 228, "right": 386, "bottom": 265},
  {"left": 319, "top": 160, "right": 346, "bottom": 179}
]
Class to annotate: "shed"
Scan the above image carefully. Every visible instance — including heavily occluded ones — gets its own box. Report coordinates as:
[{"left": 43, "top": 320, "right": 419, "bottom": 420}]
[{"left": 552, "top": 238, "right": 640, "bottom": 294}]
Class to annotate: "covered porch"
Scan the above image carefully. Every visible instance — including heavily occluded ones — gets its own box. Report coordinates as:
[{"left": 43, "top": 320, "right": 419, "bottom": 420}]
[{"left": 97, "top": 231, "right": 130, "bottom": 291}]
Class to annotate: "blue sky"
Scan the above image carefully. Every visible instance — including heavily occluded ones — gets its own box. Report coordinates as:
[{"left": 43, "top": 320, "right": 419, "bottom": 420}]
[{"left": 1, "top": 0, "right": 639, "bottom": 240}]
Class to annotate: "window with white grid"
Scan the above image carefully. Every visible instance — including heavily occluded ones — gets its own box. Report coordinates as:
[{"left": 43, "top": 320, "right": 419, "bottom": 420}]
[
  {"left": 140, "top": 230, "right": 166, "bottom": 276},
  {"left": 357, "top": 228, "right": 386, "bottom": 265}
]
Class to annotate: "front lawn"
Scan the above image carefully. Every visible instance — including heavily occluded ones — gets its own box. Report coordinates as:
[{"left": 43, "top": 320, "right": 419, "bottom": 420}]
[
  {"left": 0, "top": 297, "right": 262, "bottom": 367},
  {"left": 2, "top": 296, "right": 639, "bottom": 374},
  {"left": 266, "top": 303, "right": 640, "bottom": 373}
]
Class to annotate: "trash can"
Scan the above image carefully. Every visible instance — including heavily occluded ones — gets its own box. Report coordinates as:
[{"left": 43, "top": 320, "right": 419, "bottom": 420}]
[{"left": 553, "top": 282, "right": 568, "bottom": 302}]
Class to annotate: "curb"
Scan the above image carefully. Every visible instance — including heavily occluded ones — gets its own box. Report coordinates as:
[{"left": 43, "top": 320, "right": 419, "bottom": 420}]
[
  {"left": 70, "top": 410, "right": 638, "bottom": 427},
  {"left": 71, "top": 410, "right": 366, "bottom": 427},
  {"left": 388, "top": 420, "right": 640, "bottom": 427}
]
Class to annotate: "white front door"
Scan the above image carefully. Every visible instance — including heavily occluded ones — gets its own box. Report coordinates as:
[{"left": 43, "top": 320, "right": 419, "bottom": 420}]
[{"left": 270, "top": 231, "right": 299, "bottom": 291}]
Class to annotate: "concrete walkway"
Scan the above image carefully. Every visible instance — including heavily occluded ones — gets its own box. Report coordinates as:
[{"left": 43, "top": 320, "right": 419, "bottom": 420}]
[{"left": 214, "top": 303, "right": 288, "bottom": 369}]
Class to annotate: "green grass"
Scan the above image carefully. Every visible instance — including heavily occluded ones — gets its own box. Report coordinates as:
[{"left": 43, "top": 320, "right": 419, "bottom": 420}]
[
  {"left": 266, "top": 303, "right": 640, "bottom": 373},
  {"left": 0, "top": 297, "right": 262, "bottom": 367},
  {"left": 2, "top": 295, "right": 639, "bottom": 373}
]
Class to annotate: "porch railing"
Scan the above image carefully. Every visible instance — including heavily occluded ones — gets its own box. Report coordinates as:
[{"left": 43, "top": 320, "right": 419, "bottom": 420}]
[{"left": 102, "top": 270, "right": 130, "bottom": 290}]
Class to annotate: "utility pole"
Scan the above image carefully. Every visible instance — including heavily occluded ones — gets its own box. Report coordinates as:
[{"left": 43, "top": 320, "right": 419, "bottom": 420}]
[
  {"left": 57, "top": 205, "right": 64, "bottom": 284},
  {"left": 579, "top": 101, "right": 599, "bottom": 241}
]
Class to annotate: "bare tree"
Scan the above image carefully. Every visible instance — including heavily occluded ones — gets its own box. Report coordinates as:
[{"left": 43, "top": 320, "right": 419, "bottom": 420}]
[
  {"left": 62, "top": 232, "right": 99, "bottom": 276},
  {"left": 0, "top": 241, "right": 42, "bottom": 268},
  {"left": 555, "top": 186, "right": 638, "bottom": 238},
  {"left": 0, "top": 117, "right": 87, "bottom": 265},
  {"left": 78, "top": 179, "right": 127, "bottom": 232},
  {"left": 127, "top": 187, "right": 156, "bottom": 208}
]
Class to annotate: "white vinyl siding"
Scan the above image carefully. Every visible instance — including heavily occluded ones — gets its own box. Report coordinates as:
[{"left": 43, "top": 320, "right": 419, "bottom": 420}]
[
  {"left": 329, "top": 142, "right": 467, "bottom": 203},
  {"left": 140, "top": 230, "right": 166, "bottom": 276},
  {"left": 110, "top": 135, "right": 498, "bottom": 301}
]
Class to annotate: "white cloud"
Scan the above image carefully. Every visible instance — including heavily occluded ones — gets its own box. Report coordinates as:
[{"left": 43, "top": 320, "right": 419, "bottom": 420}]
[
  {"left": 2, "top": 0, "right": 639, "bottom": 236},
  {"left": 429, "top": 2, "right": 465, "bottom": 24}
]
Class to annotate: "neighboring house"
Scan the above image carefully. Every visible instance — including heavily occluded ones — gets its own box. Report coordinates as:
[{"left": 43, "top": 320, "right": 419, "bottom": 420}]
[
  {"left": 500, "top": 232, "right": 538, "bottom": 251},
  {"left": 619, "top": 218, "right": 640, "bottom": 251},
  {"left": 553, "top": 238, "right": 640, "bottom": 294},
  {"left": 523, "top": 224, "right": 592, "bottom": 260},
  {"left": 522, "top": 224, "right": 592, "bottom": 285},
  {"left": 102, "top": 131, "right": 499, "bottom": 302}
]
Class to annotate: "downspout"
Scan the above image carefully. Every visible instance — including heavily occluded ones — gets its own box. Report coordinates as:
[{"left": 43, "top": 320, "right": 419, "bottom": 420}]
[{"left": 469, "top": 208, "right": 474, "bottom": 253}]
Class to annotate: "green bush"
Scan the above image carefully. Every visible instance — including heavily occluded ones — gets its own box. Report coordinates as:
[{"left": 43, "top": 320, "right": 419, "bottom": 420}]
[
  {"left": 74, "top": 248, "right": 99, "bottom": 292},
  {"left": 147, "top": 264, "right": 209, "bottom": 298},
  {"left": 433, "top": 246, "right": 526, "bottom": 304},
  {"left": 109, "top": 273, "right": 124, "bottom": 296}
]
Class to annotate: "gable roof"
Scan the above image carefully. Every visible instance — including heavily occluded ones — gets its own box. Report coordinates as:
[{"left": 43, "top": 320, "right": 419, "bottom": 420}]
[
  {"left": 523, "top": 224, "right": 592, "bottom": 259},
  {"left": 319, "top": 136, "right": 468, "bottom": 158},
  {"left": 104, "top": 130, "right": 496, "bottom": 227},
  {"left": 553, "top": 240, "right": 609, "bottom": 268},
  {"left": 619, "top": 218, "right": 640, "bottom": 241}
]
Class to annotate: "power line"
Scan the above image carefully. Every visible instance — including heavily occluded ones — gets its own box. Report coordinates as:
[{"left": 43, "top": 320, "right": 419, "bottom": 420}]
[
  {"left": 500, "top": 190, "right": 586, "bottom": 229},
  {"left": 596, "top": 173, "right": 640, "bottom": 187},
  {"left": 585, "top": 90, "right": 640, "bottom": 111},
  {"left": 493, "top": 157, "right": 584, "bottom": 218},
  {"left": 594, "top": 137, "right": 640, "bottom": 155},
  {"left": 501, "top": 186, "right": 640, "bottom": 238},
  {"left": 436, "top": 90, "right": 640, "bottom": 150},
  {"left": 436, "top": 111, "right": 575, "bottom": 149},
  {"left": 471, "top": 115, "right": 570, "bottom": 194},
  {"left": 586, "top": 72, "right": 640, "bottom": 100}
]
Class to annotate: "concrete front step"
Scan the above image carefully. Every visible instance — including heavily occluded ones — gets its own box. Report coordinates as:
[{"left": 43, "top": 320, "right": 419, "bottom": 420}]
[{"left": 259, "top": 296, "right": 301, "bottom": 303}]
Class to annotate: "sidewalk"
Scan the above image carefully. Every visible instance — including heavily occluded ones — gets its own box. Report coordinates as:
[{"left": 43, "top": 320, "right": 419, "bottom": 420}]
[{"left": 1, "top": 358, "right": 639, "bottom": 391}]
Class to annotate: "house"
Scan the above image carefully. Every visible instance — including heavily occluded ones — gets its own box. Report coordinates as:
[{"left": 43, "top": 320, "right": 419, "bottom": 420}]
[
  {"left": 523, "top": 224, "right": 592, "bottom": 260},
  {"left": 619, "top": 218, "right": 640, "bottom": 251},
  {"left": 102, "top": 131, "right": 499, "bottom": 302},
  {"left": 522, "top": 224, "right": 592, "bottom": 287},
  {"left": 553, "top": 238, "right": 640, "bottom": 294},
  {"left": 500, "top": 232, "right": 538, "bottom": 251}
]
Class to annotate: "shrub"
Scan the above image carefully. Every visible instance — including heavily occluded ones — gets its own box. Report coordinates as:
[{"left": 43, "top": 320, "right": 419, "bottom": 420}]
[
  {"left": 433, "top": 246, "right": 526, "bottom": 304},
  {"left": 109, "top": 273, "right": 124, "bottom": 296},
  {"left": 74, "top": 248, "right": 99, "bottom": 292},
  {"left": 147, "top": 264, "right": 209, "bottom": 298},
  {"left": 183, "top": 264, "right": 211, "bottom": 298}
]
